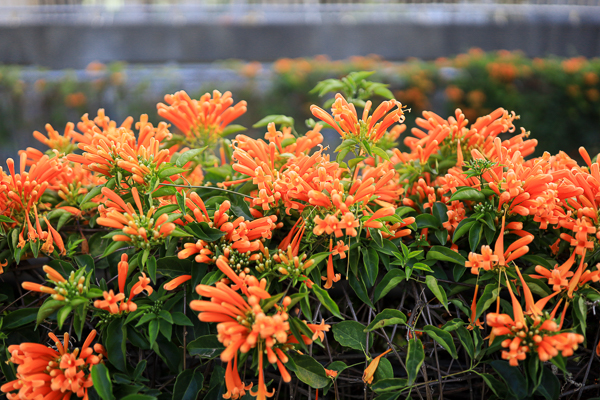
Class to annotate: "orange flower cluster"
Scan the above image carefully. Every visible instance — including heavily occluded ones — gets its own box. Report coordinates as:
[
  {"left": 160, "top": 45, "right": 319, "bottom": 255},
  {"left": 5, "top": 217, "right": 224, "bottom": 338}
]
[
  {"left": 190, "top": 258, "right": 329, "bottom": 400},
  {"left": 1, "top": 330, "right": 106, "bottom": 400},
  {"left": 22, "top": 265, "right": 86, "bottom": 302},
  {"left": 177, "top": 192, "right": 278, "bottom": 274},
  {"left": 93, "top": 254, "right": 152, "bottom": 314},
  {"left": 97, "top": 187, "right": 175, "bottom": 250},
  {"left": 230, "top": 124, "right": 337, "bottom": 213},
  {"left": 67, "top": 112, "right": 172, "bottom": 187},
  {"left": 311, "top": 94, "right": 405, "bottom": 143},
  {"left": 157, "top": 90, "right": 247, "bottom": 145}
]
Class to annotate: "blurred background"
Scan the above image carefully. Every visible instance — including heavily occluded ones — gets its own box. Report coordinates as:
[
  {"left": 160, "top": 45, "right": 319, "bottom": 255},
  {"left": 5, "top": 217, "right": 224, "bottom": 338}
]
[{"left": 0, "top": 0, "right": 599, "bottom": 160}]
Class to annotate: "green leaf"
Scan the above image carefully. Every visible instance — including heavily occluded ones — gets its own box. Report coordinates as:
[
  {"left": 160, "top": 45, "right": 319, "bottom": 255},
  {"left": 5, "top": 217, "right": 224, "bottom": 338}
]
[
  {"left": 172, "top": 312, "right": 194, "bottom": 326},
  {"left": 287, "top": 353, "right": 330, "bottom": 389},
  {"left": 426, "top": 245, "right": 466, "bottom": 266},
  {"left": 362, "top": 247, "right": 379, "bottom": 287},
  {"left": 187, "top": 335, "right": 224, "bottom": 358},
  {"left": 0, "top": 215, "right": 15, "bottom": 223},
  {"left": 253, "top": 115, "right": 295, "bottom": 128},
  {"left": 455, "top": 326, "right": 475, "bottom": 360},
  {"left": 475, "top": 284, "right": 500, "bottom": 321},
  {"left": 478, "top": 373, "right": 507, "bottom": 398},
  {"left": 365, "top": 309, "right": 407, "bottom": 332},
  {"left": 349, "top": 273, "right": 375, "bottom": 310},
  {"left": 423, "top": 325, "right": 457, "bottom": 359},
  {"left": 159, "top": 166, "right": 187, "bottom": 180},
  {"left": 432, "top": 202, "right": 448, "bottom": 225},
  {"left": 147, "top": 256, "right": 157, "bottom": 284},
  {"left": 312, "top": 285, "right": 342, "bottom": 319},
  {"left": 3, "top": 308, "right": 39, "bottom": 330},
  {"left": 36, "top": 300, "right": 63, "bottom": 325},
  {"left": 415, "top": 214, "right": 440, "bottom": 229},
  {"left": 449, "top": 187, "right": 485, "bottom": 202},
  {"left": 425, "top": 275, "right": 449, "bottom": 312},
  {"left": 371, "top": 378, "right": 408, "bottom": 393},
  {"left": 121, "top": 395, "right": 157, "bottom": 400},
  {"left": 91, "top": 363, "right": 114, "bottom": 400},
  {"left": 490, "top": 360, "right": 528, "bottom": 399},
  {"left": 373, "top": 269, "right": 406, "bottom": 302},
  {"left": 184, "top": 222, "right": 226, "bottom": 242},
  {"left": 452, "top": 218, "right": 475, "bottom": 242},
  {"left": 372, "top": 146, "right": 391, "bottom": 161},
  {"left": 156, "top": 256, "right": 193, "bottom": 278},
  {"left": 536, "top": 365, "right": 561, "bottom": 400},
  {"left": 148, "top": 319, "right": 159, "bottom": 346},
  {"left": 468, "top": 222, "right": 483, "bottom": 252},
  {"left": 333, "top": 321, "right": 370, "bottom": 351},
  {"left": 176, "top": 147, "right": 208, "bottom": 168},
  {"left": 106, "top": 319, "right": 127, "bottom": 372},
  {"left": 57, "top": 305, "right": 72, "bottom": 329},
  {"left": 172, "top": 368, "right": 204, "bottom": 400},
  {"left": 406, "top": 339, "right": 424, "bottom": 386},
  {"left": 220, "top": 124, "right": 247, "bottom": 137}
]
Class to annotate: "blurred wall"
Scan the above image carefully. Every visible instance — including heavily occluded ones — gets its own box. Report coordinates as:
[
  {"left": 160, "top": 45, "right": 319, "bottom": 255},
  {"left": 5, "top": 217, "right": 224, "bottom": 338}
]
[{"left": 0, "top": 4, "right": 599, "bottom": 68}]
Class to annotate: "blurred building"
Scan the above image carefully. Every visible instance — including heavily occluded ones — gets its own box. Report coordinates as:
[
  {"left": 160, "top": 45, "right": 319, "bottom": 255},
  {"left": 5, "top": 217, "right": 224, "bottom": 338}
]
[{"left": 0, "top": 0, "right": 599, "bottom": 68}]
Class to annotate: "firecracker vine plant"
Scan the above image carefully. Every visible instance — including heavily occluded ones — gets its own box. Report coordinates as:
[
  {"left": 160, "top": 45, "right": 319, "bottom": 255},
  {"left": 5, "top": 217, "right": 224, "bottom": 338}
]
[{"left": 1, "top": 71, "right": 600, "bottom": 400}]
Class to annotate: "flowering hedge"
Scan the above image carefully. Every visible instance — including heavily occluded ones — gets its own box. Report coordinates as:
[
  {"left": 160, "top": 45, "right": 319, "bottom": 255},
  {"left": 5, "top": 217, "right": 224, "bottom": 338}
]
[
  {"left": 1, "top": 71, "right": 600, "bottom": 400},
  {"left": 3, "top": 50, "right": 600, "bottom": 160}
]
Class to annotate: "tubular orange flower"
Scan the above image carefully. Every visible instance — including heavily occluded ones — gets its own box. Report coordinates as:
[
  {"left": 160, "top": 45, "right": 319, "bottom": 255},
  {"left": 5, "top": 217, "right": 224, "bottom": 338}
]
[
  {"left": 363, "top": 349, "right": 392, "bottom": 384},
  {"left": 1, "top": 330, "right": 105, "bottom": 400},
  {"left": 97, "top": 187, "right": 175, "bottom": 249},
  {"left": 164, "top": 275, "right": 192, "bottom": 291},
  {"left": 157, "top": 90, "right": 247, "bottom": 145},
  {"left": 310, "top": 94, "right": 405, "bottom": 143}
]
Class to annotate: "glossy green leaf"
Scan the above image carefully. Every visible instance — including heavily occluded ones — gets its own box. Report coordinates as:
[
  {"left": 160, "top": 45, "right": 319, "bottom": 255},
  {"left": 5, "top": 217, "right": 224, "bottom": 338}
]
[
  {"left": 423, "top": 325, "right": 457, "bottom": 359},
  {"left": 365, "top": 309, "right": 407, "bottom": 332},
  {"left": 349, "top": 273, "right": 375, "bottom": 310},
  {"left": 333, "top": 321, "right": 370, "bottom": 351},
  {"left": 490, "top": 360, "right": 528, "bottom": 400},
  {"left": 468, "top": 222, "right": 482, "bottom": 252},
  {"left": 475, "top": 284, "right": 500, "bottom": 321},
  {"left": 172, "top": 368, "right": 204, "bottom": 400},
  {"left": 426, "top": 245, "right": 466, "bottom": 266},
  {"left": 287, "top": 353, "right": 330, "bottom": 389},
  {"left": 176, "top": 147, "right": 208, "bottom": 167},
  {"left": 425, "top": 275, "right": 449, "bottom": 312},
  {"left": 449, "top": 187, "right": 485, "bottom": 202},
  {"left": 187, "top": 335, "right": 224, "bottom": 358},
  {"left": 106, "top": 319, "right": 127, "bottom": 371},
  {"left": 373, "top": 269, "right": 405, "bottom": 302},
  {"left": 362, "top": 247, "right": 379, "bottom": 287},
  {"left": 371, "top": 378, "right": 408, "bottom": 393},
  {"left": 415, "top": 214, "right": 440, "bottom": 229},
  {"left": 406, "top": 339, "right": 424, "bottom": 386},
  {"left": 91, "top": 363, "right": 114, "bottom": 400},
  {"left": 312, "top": 285, "right": 342, "bottom": 319}
]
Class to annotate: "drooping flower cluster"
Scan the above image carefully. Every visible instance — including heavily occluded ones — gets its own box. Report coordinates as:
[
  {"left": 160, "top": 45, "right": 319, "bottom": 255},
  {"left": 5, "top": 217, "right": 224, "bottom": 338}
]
[
  {"left": 191, "top": 258, "right": 329, "bottom": 399},
  {"left": 1, "top": 331, "right": 106, "bottom": 400}
]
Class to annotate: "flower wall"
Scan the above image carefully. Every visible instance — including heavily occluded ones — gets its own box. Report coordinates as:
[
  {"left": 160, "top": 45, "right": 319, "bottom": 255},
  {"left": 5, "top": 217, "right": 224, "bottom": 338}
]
[{"left": 1, "top": 70, "right": 600, "bottom": 400}]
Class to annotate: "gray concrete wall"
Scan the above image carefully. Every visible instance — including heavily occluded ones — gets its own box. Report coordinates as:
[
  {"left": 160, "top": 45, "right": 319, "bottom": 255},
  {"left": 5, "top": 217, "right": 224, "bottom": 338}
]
[{"left": 1, "top": 20, "right": 599, "bottom": 68}]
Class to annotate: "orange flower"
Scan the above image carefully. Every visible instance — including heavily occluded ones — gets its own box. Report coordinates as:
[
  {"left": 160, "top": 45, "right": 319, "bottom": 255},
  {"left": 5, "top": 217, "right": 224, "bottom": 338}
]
[
  {"left": 164, "top": 275, "right": 192, "bottom": 291},
  {"left": 190, "top": 259, "right": 325, "bottom": 398},
  {"left": 336, "top": 212, "right": 360, "bottom": 237},
  {"left": 157, "top": 90, "right": 247, "bottom": 146},
  {"left": 1, "top": 330, "right": 105, "bottom": 400},
  {"left": 130, "top": 272, "right": 153, "bottom": 297},
  {"left": 363, "top": 349, "right": 392, "bottom": 384},
  {"left": 311, "top": 94, "right": 405, "bottom": 143},
  {"left": 97, "top": 187, "right": 175, "bottom": 249}
]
